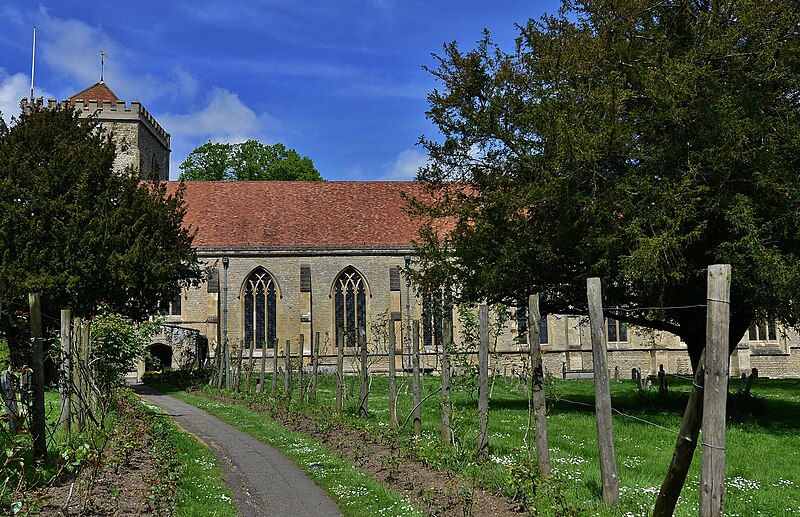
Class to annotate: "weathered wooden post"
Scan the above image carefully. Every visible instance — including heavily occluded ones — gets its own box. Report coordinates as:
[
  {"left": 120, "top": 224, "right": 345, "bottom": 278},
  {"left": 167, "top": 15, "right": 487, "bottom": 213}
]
[
  {"left": 388, "top": 321, "right": 398, "bottom": 429},
  {"left": 73, "top": 317, "right": 85, "bottom": 428},
  {"left": 234, "top": 340, "right": 244, "bottom": 392},
  {"left": 28, "top": 293, "right": 46, "bottom": 459},
  {"left": 477, "top": 305, "right": 490, "bottom": 461},
  {"left": 701, "top": 264, "right": 731, "bottom": 517},
  {"left": 272, "top": 340, "right": 278, "bottom": 396},
  {"left": 653, "top": 350, "right": 706, "bottom": 516},
  {"left": 358, "top": 330, "right": 369, "bottom": 417},
  {"left": 412, "top": 320, "right": 422, "bottom": 437},
  {"left": 285, "top": 339, "right": 293, "bottom": 397},
  {"left": 298, "top": 334, "right": 305, "bottom": 403},
  {"left": 258, "top": 342, "right": 267, "bottom": 393},
  {"left": 440, "top": 316, "right": 452, "bottom": 445},
  {"left": 587, "top": 278, "right": 619, "bottom": 505},
  {"left": 528, "top": 294, "right": 550, "bottom": 476},
  {"left": 60, "top": 309, "right": 72, "bottom": 436},
  {"left": 246, "top": 340, "right": 255, "bottom": 391},
  {"left": 336, "top": 334, "right": 345, "bottom": 412},
  {"left": 311, "top": 332, "right": 321, "bottom": 401}
]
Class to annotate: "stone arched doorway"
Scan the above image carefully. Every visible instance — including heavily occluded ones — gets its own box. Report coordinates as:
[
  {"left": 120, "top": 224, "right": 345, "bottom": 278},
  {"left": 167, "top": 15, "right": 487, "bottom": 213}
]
[{"left": 146, "top": 343, "right": 173, "bottom": 371}]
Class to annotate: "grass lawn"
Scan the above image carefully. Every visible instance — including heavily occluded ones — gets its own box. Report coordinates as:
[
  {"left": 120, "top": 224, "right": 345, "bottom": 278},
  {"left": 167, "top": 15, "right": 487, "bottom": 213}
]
[
  {"left": 135, "top": 394, "right": 237, "bottom": 517},
  {"left": 244, "top": 371, "right": 800, "bottom": 516},
  {"left": 150, "top": 381, "right": 424, "bottom": 517}
]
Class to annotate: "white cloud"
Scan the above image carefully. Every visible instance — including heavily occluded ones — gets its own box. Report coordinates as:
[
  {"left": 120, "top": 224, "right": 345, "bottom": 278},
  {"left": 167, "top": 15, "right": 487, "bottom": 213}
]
[
  {"left": 0, "top": 68, "right": 56, "bottom": 122},
  {"left": 159, "top": 88, "right": 270, "bottom": 141},
  {"left": 380, "top": 148, "right": 427, "bottom": 180},
  {"left": 0, "top": 70, "right": 30, "bottom": 121},
  {"left": 159, "top": 88, "right": 277, "bottom": 179}
]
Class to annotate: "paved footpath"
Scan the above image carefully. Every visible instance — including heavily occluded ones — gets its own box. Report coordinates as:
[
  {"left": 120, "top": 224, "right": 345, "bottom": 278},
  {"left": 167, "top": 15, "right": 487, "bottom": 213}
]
[{"left": 132, "top": 384, "right": 342, "bottom": 517}]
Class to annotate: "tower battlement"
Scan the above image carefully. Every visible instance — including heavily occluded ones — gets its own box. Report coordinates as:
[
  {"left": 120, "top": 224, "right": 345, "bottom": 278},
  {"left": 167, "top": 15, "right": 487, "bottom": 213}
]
[
  {"left": 22, "top": 97, "right": 170, "bottom": 150},
  {"left": 21, "top": 86, "right": 171, "bottom": 181}
]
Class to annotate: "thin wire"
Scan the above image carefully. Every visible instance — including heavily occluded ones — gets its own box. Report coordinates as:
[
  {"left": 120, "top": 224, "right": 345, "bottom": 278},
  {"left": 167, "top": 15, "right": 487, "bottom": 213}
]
[
  {"left": 556, "top": 397, "right": 679, "bottom": 434},
  {"left": 606, "top": 304, "right": 707, "bottom": 313}
]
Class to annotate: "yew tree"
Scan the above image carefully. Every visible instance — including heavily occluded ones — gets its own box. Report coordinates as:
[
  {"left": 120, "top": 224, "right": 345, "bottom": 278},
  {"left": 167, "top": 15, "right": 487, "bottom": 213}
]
[
  {"left": 412, "top": 0, "right": 800, "bottom": 370},
  {"left": 0, "top": 103, "right": 202, "bottom": 357}
]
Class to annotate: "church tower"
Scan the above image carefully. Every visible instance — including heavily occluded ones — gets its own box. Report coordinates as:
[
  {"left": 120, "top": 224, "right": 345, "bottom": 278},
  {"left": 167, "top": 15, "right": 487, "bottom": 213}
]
[
  {"left": 68, "top": 82, "right": 170, "bottom": 180},
  {"left": 22, "top": 82, "right": 171, "bottom": 180}
]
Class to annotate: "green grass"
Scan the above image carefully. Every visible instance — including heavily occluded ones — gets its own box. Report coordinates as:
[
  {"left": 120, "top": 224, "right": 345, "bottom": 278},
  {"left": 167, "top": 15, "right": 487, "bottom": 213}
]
[
  {"left": 135, "top": 395, "right": 237, "bottom": 517},
  {"left": 207, "top": 370, "right": 800, "bottom": 517},
  {"left": 150, "top": 381, "right": 424, "bottom": 517}
]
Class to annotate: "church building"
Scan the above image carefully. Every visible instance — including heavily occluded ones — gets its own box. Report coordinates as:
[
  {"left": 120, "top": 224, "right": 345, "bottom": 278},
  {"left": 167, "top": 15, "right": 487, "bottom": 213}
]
[{"left": 26, "top": 82, "right": 800, "bottom": 379}]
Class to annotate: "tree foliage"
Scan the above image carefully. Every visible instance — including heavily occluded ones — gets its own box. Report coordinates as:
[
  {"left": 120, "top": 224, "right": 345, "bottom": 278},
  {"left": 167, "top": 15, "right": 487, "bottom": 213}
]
[
  {"left": 178, "top": 140, "right": 323, "bottom": 181},
  {"left": 411, "top": 0, "right": 800, "bottom": 368},
  {"left": 90, "top": 308, "right": 159, "bottom": 391},
  {"left": 0, "top": 103, "right": 202, "bottom": 355}
]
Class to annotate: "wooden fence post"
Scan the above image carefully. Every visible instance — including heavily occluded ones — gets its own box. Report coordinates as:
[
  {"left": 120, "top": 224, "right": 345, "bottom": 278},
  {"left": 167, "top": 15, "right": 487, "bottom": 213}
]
[
  {"left": 359, "top": 331, "right": 369, "bottom": 417},
  {"left": 311, "top": 332, "right": 320, "bottom": 401},
  {"left": 298, "top": 334, "right": 305, "bottom": 403},
  {"left": 701, "top": 264, "right": 731, "bottom": 517},
  {"left": 388, "top": 321, "right": 398, "bottom": 429},
  {"left": 477, "top": 304, "right": 490, "bottom": 461},
  {"left": 258, "top": 343, "right": 267, "bottom": 393},
  {"left": 285, "top": 339, "right": 293, "bottom": 397},
  {"left": 28, "top": 293, "right": 46, "bottom": 459},
  {"left": 653, "top": 350, "right": 706, "bottom": 516},
  {"left": 336, "top": 334, "right": 345, "bottom": 412},
  {"left": 60, "top": 309, "right": 72, "bottom": 436},
  {"left": 441, "top": 316, "right": 452, "bottom": 445},
  {"left": 528, "top": 294, "right": 550, "bottom": 476},
  {"left": 412, "top": 320, "right": 422, "bottom": 437},
  {"left": 587, "top": 278, "right": 619, "bottom": 505},
  {"left": 272, "top": 341, "right": 278, "bottom": 396}
]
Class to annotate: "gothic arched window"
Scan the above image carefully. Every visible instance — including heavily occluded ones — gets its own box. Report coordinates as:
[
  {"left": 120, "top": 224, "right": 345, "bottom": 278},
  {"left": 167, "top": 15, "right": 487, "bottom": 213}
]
[
  {"left": 334, "top": 267, "right": 367, "bottom": 348},
  {"left": 243, "top": 268, "right": 277, "bottom": 350}
]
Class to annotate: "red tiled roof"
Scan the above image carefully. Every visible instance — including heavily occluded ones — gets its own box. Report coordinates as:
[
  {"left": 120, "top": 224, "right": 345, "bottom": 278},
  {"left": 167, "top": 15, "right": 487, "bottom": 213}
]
[
  {"left": 69, "top": 82, "right": 120, "bottom": 104},
  {"left": 167, "top": 181, "right": 427, "bottom": 249}
]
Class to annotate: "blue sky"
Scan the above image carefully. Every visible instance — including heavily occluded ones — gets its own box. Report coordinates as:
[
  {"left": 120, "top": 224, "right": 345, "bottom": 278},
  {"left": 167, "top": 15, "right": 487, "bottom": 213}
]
[{"left": 0, "top": 1, "right": 560, "bottom": 181}]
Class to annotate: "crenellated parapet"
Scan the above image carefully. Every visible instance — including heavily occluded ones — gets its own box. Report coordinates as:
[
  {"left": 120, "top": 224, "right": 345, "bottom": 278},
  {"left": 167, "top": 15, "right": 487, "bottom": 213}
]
[{"left": 21, "top": 97, "right": 171, "bottom": 150}]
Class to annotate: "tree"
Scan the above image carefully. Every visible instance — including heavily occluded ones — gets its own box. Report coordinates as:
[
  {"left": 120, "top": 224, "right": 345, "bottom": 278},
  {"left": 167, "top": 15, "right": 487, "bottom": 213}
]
[
  {"left": 0, "top": 103, "right": 203, "bottom": 359},
  {"left": 178, "top": 140, "right": 323, "bottom": 181},
  {"left": 412, "top": 0, "right": 800, "bottom": 371}
]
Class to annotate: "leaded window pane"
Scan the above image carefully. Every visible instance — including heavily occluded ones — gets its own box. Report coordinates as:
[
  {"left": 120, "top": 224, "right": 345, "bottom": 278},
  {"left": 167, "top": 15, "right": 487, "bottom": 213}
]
[
  {"left": 607, "top": 318, "right": 618, "bottom": 342},
  {"left": 267, "top": 282, "right": 276, "bottom": 349},
  {"left": 334, "top": 267, "right": 367, "bottom": 348},
  {"left": 244, "top": 289, "right": 254, "bottom": 350},
  {"left": 540, "top": 316, "right": 549, "bottom": 344},
  {"left": 255, "top": 282, "right": 265, "bottom": 350},
  {"left": 335, "top": 284, "right": 345, "bottom": 348},
  {"left": 243, "top": 268, "right": 276, "bottom": 351}
]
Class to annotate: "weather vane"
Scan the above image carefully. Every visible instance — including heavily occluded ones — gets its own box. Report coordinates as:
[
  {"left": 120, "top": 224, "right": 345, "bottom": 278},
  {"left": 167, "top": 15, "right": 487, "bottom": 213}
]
[{"left": 100, "top": 50, "right": 107, "bottom": 82}]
